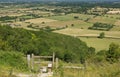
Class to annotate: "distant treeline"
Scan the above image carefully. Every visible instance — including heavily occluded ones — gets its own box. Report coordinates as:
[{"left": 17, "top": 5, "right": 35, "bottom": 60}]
[
  {"left": 0, "top": 1, "right": 120, "bottom": 8},
  {"left": 52, "top": 2, "right": 120, "bottom": 8}
]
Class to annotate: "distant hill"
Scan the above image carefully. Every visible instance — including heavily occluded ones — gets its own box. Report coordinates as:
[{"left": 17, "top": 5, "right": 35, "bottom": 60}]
[{"left": 0, "top": 0, "right": 120, "bottom": 2}]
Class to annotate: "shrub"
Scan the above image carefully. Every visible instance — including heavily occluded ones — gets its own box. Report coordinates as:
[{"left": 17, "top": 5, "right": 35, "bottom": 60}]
[{"left": 98, "top": 32, "right": 105, "bottom": 39}]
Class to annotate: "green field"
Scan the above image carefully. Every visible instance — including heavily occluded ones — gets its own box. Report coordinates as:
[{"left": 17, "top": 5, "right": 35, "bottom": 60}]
[
  {"left": 80, "top": 37, "right": 120, "bottom": 51},
  {"left": 47, "top": 15, "right": 75, "bottom": 21},
  {"left": 69, "top": 21, "right": 93, "bottom": 29}
]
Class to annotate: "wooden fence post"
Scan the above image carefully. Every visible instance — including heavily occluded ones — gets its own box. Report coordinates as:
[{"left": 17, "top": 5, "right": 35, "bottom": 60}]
[
  {"left": 56, "top": 58, "right": 58, "bottom": 69},
  {"left": 27, "top": 54, "right": 31, "bottom": 69},
  {"left": 52, "top": 52, "right": 55, "bottom": 67},
  {"left": 31, "top": 53, "right": 34, "bottom": 70}
]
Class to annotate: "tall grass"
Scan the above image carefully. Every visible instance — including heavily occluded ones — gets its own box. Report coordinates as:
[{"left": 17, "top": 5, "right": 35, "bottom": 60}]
[
  {"left": 0, "top": 51, "right": 28, "bottom": 72},
  {"left": 53, "top": 62, "right": 120, "bottom": 77}
]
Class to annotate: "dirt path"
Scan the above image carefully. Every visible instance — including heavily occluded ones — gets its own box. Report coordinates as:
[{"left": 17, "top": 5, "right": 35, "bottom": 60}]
[{"left": 16, "top": 72, "right": 53, "bottom": 77}]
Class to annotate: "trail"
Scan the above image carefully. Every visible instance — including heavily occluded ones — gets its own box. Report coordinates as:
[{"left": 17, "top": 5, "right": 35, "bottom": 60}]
[{"left": 16, "top": 72, "right": 53, "bottom": 77}]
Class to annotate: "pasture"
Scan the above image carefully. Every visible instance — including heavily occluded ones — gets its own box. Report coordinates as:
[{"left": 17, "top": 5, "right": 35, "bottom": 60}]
[
  {"left": 45, "top": 20, "right": 92, "bottom": 28},
  {"left": 88, "top": 16, "right": 117, "bottom": 24},
  {"left": 47, "top": 13, "right": 95, "bottom": 21},
  {"left": 80, "top": 37, "right": 120, "bottom": 51},
  {"left": 54, "top": 28, "right": 120, "bottom": 37},
  {"left": 25, "top": 18, "right": 57, "bottom": 24}
]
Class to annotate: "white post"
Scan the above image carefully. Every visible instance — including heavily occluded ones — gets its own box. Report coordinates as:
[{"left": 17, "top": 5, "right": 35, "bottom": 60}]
[
  {"left": 27, "top": 54, "right": 31, "bottom": 68},
  {"left": 52, "top": 52, "right": 55, "bottom": 67},
  {"left": 56, "top": 58, "right": 58, "bottom": 69}
]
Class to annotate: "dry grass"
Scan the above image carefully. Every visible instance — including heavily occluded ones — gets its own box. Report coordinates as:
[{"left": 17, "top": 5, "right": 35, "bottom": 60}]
[
  {"left": 45, "top": 20, "right": 89, "bottom": 28},
  {"left": 25, "top": 18, "right": 57, "bottom": 24},
  {"left": 53, "top": 62, "right": 120, "bottom": 77},
  {"left": 107, "top": 11, "right": 120, "bottom": 14},
  {"left": 115, "top": 20, "right": 120, "bottom": 26},
  {"left": 54, "top": 28, "right": 120, "bottom": 37},
  {"left": 88, "top": 16, "right": 117, "bottom": 24},
  {"left": 111, "top": 20, "right": 120, "bottom": 31}
]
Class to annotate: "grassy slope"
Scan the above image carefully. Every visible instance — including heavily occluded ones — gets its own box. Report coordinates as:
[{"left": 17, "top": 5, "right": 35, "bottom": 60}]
[{"left": 54, "top": 62, "right": 120, "bottom": 77}]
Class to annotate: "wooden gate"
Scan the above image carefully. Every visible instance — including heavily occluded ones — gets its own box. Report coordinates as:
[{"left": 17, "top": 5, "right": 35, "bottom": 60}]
[{"left": 27, "top": 52, "right": 56, "bottom": 73}]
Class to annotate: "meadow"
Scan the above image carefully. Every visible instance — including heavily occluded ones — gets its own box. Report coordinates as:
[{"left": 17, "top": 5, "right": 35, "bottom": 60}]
[{"left": 80, "top": 37, "right": 120, "bottom": 51}]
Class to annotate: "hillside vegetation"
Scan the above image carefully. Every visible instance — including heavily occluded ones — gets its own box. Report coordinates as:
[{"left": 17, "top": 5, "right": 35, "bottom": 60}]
[{"left": 0, "top": 25, "right": 91, "bottom": 63}]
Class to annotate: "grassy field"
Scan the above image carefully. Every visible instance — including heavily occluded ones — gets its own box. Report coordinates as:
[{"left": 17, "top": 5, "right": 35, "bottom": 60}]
[
  {"left": 47, "top": 15, "right": 75, "bottom": 21},
  {"left": 45, "top": 20, "right": 92, "bottom": 28},
  {"left": 105, "top": 14, "right": 120, "bottom": 19},
  {"left": 88, "top": 16, "right": 117, "bottom": 24},
  {"left": 25, "top": 18, "right": 57, "bottom": 24},
  {"left": 47, "top": 13, "right": 95, "bottom": 21},
  {"left": 79, "top": 37, "right": 120, "bottom": 51},
  {"left": 54, "top": 28, "right": 120, "bottom": 37}
]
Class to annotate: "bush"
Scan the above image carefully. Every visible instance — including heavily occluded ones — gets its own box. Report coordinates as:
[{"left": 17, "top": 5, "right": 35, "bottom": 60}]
[
  {"left": 98, "top": 32, "right": 105, "bottom": 39},
  {"left": 106, "top": 43, "right": 120, "bottom": 63}
]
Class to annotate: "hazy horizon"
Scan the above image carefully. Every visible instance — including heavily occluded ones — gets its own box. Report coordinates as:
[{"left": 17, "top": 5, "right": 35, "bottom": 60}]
[{"left": 0, "top": 0, "right": 120, "bottom": 2}]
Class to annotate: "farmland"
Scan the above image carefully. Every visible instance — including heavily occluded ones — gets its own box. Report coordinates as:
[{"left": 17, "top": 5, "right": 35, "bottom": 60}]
[
  {"left": 0, "top": 1, "right": 120, "bottom": 77},
  {"left": 0, "top": 2, "right": 120, "bottom": 52}
]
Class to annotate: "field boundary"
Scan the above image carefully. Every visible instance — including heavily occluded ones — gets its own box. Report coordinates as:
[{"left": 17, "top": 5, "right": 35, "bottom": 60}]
[{"left": 76, "top": 35, "right": 120, "bottom": 39}]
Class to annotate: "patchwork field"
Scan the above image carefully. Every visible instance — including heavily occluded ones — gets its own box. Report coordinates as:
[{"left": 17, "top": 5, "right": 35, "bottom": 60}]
[{"left": 0, "top": 4, "right": 120, "bottom": 52}]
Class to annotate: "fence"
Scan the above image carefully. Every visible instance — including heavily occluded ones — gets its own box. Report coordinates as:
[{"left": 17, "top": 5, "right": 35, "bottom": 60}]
[{"left": 27, "top": 52, "right": 56, "bottom": 73}]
